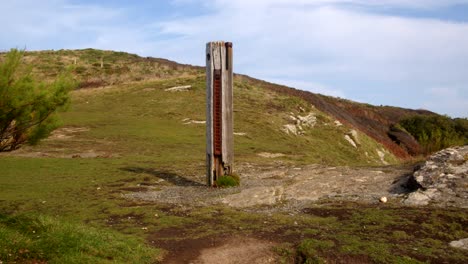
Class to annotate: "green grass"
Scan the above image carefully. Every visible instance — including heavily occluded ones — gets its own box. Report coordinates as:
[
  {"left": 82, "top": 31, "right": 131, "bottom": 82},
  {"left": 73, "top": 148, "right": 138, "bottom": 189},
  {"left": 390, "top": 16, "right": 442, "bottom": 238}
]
[
  {"left": 1, "top": 156, "right": 467, "bottom": 263},
  {"left": 290, "top": 205, "right": 468, "bottom": 264},
  {"left": 215, "top": 174, "right": 240, "bottom": 187},
  {"left": 0, "top": 213, "right": 160, "bottom": 263}
]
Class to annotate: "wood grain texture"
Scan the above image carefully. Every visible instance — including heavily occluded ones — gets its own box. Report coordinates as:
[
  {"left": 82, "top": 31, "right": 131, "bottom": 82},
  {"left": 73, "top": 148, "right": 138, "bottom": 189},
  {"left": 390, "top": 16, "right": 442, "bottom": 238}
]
[
  {"left": 222, "top": 43, "right": 233, "bottom": 170},
  {"left": 206, "top": 41, "right": 234, "bottom": 186},
  {"left": 205, "top": 43, "right": 214, "bottom": 185}
]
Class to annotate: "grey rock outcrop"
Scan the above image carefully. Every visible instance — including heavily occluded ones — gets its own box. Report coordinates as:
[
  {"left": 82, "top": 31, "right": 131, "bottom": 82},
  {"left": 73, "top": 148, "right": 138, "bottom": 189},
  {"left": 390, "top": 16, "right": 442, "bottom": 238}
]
[
  {"left": 282, "top": 112, "right": 317, "bottom": 136},
  {"left": 404, "top": 146, "right": 467, "bottom": 207},
  {"left": 450, "top": 238, "right": 468, "bottom": 250}
]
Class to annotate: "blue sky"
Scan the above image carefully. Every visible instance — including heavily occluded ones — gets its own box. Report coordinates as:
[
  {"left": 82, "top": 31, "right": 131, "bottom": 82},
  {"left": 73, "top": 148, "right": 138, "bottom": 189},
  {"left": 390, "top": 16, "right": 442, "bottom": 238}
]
[{"left": 1, "top": 0, "right": 467, "bottom": 117}]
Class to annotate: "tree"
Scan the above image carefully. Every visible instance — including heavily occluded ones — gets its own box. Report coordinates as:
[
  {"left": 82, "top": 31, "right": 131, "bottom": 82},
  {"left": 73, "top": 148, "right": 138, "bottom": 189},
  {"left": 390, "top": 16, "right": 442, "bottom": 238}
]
[{"left": 0, "top": 49, "right": 76, "bottom": 151}]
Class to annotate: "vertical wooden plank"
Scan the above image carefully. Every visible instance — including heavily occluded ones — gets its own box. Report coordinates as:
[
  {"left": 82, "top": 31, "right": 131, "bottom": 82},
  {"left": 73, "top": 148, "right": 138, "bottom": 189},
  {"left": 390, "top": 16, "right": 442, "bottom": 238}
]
[
  {"left": 206, "top": 42, "right": 214, "bottom": 186},
  {"left": 222, "top": 42, "right": 234, "bottom": 173},
  {"left": 206, "top": 41, "right": 234, "bottom": 186}
]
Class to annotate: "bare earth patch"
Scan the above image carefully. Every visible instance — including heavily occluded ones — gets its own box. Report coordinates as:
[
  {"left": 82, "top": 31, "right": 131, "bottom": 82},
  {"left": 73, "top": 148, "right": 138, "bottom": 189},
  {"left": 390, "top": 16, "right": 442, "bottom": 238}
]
[
  {"left": 0, "top": 126, "right": 117, "bottom": 158},
  {"left": 46, "top": 127, "right": 90, "bottom": 140},
  {"left": 192, "top": 237, "right": 279, "bottom": 264}
]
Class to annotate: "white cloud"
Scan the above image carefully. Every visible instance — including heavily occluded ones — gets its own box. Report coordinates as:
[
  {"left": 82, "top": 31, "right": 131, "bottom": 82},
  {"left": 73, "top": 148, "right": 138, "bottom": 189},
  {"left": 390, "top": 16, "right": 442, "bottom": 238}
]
[
  {"left": 1, "top": 0, "right": 467, "bottom": 117},
  {"left": 158, "top": 1, "right": 468, "bottom": 117},
  {"left": 0, "top": 0, "right": 124, "bottom": 50},
  {"left": 174, "top": 0, "right": 468, "bottom": 9}
]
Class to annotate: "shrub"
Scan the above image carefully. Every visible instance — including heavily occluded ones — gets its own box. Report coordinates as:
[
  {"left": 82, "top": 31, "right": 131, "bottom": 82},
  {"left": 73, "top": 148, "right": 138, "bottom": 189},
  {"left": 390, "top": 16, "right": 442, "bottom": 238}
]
[
  {"left": 215, "top": 173, "right": 240, "bottom": 187},
  {"left": 0, "top": 49, "right": 76, "bottom": 151},
  {"left": 399, "top": 115, "right": 467, "bottom": 154}
]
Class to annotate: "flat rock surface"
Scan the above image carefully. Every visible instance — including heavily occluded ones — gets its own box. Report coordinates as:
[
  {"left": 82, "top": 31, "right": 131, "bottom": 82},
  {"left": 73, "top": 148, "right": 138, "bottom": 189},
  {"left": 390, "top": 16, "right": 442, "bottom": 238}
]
[
  {"left": 126, "top": 147, "right": 467, "bottom": 210},
  {"left": 125, "top": 163, "right": 415, "bottom": 210}
]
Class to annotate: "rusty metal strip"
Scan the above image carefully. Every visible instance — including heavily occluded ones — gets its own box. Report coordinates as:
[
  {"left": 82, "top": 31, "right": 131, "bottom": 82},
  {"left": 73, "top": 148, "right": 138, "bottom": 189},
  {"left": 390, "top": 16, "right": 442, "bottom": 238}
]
[{"left": 213, "top": 69, "right": 222, "bottom": 156}]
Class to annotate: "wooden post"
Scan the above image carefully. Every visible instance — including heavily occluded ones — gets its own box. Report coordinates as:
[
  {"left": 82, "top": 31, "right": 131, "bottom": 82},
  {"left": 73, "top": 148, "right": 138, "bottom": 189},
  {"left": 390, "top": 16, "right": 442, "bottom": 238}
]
[{"left": 206, "top": 41, "right": 234, "bottom": 187}]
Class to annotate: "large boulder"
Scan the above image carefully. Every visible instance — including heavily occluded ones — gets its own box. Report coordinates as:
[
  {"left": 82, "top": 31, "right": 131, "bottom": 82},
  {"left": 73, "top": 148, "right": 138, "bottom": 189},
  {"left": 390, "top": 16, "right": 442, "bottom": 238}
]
[{"left": 404, "top": 146, "right": 468, "bottom": 207}]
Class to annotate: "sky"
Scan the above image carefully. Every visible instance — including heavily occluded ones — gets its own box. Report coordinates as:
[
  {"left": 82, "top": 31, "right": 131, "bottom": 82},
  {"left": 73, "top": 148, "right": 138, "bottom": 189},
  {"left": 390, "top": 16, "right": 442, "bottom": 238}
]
[{"left": 1, "top": 0, "right": 467, "bottom": 117}]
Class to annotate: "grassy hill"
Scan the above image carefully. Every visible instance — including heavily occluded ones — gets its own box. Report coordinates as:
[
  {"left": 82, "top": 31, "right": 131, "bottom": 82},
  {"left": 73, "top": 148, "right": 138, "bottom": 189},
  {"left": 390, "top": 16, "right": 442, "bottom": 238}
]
[
  {"left": 1, "top": 48, "right": 401, "bottom": 166},
  {"left": 8, "top": 48, "right": 449, "bottom": 160}
]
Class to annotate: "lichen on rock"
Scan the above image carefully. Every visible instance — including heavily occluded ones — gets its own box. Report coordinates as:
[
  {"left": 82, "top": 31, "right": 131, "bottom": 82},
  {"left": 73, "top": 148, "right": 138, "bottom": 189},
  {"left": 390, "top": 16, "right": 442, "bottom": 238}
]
[{"left": 403, "top": 146, "right": 468, "bottom": 207}]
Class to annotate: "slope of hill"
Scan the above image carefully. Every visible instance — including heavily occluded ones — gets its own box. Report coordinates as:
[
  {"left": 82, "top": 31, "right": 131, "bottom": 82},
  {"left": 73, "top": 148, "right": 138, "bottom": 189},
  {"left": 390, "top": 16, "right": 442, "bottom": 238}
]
[
  {"left": 0, "top": 48, "right": 442, "bottom": 161},
  {"left": 19, "top": 48, "right": 203, "bottom": 88},
  {"left": 236, "top": 76, "right": 438, "bottom": 158}
]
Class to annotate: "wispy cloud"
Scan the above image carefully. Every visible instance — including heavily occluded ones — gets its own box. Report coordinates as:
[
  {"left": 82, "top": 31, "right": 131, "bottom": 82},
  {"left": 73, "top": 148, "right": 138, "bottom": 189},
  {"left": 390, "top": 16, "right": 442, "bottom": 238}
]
[{"left": 158, "top": 0, "right": 468, "bottom": 117}]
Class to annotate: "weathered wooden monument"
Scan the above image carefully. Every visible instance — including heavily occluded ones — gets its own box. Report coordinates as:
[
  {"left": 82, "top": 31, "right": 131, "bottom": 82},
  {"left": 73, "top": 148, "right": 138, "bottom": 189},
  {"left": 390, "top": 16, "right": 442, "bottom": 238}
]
[{"left": 206, "top": 41, "right": 234, "bottom": 186}]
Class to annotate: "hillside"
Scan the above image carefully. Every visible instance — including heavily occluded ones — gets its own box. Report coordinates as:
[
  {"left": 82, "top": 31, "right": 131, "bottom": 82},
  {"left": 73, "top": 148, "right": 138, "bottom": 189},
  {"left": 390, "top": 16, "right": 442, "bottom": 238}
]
[
  {"left": 1, "top": 48, "right": 441, "bottom": 160},
  {"left": 236, "top": 76, "right": 438, "bottom": 158},
  {"left": 1, "top": 48, "right": 404, "bottom": 166}
]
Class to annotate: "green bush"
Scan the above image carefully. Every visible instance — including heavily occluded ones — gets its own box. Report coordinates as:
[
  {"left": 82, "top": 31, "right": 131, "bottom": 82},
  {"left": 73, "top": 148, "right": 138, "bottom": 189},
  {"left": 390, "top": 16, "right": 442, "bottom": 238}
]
[
  {"left": 215, "top": 173, "right": 240, "bottom": 187},
  {"left": 0, "top": 49, "right": 75, "bottom": 151},
  {"left": 399, "top": 115, "right": 467, "bottom": 154}
]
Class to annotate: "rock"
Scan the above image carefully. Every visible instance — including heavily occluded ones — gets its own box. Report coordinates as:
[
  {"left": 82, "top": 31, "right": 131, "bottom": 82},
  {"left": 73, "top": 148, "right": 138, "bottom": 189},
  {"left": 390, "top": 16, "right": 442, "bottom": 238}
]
[
  {"left": 346, "top": 129, "right": 360, "bottom": 145},
  {"left": 222, "top": 187, "right": 284, "bottom": 208},
  {"left": 334, "top": 120, "right": 343, "bottom": 127},
  {"left": 297, "top": 113, "right": 317, "bottom": 127},
  {"left": 183, "top": 119, "right": 206, "bottom": 125},
  {"left": 282, "top": 124, "right": 298, "bottom": 135},
  {"left": 404, "top": 190, "right": 433, "bottom": 206},
  {"left": 344, "top": 135, "right": 357, "bottom": 148},
  {"left": 403, "top": 146, "right": 467, "bottom": 207},
  {"left": 449, "top": 238, "right": 468, "bottom": 250},
  {"left": 282, "top": 112, "right": 316, "bottom": 136},
  {"left": 413, "top": 146, "right": 467, "bottom": 189},
  {"left": 376, "top": 149, "right": 389, "bottom": 165},
  {"left": 379, "top": 196, "right": 387, "bottom": 203},
  {"left": 257, "top": 152, "right": 286, "bottom": 158},
  {"left": 164, "top": 85, "right": 191, "bottom": 92}
]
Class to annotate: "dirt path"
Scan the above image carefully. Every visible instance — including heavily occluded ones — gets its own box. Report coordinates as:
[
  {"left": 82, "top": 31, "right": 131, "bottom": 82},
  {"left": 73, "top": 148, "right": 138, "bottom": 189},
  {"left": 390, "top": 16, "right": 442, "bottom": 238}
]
[{"left": 154, "top": 235, "right": 279, "bottom": 264}]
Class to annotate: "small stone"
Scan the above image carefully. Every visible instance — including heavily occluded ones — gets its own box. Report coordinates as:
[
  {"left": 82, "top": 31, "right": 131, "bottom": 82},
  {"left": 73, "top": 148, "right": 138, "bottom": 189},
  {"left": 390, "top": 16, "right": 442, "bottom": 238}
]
[
  {"left": 164, "top": 85, "right": 191, "bottom": 92},
  {"left": 379, "top": 196, "right": 388, "bottom": 203},
  {"left": 97, "top": 187, "right": 101, "bottom": 190},
  {"left": 154, "top": 213, "right": 159, "bottom": 217},
  {"left": 141, "top": 227, "right": 148, "bottom": 230},
  {"left": 449, "top": 238, "right": 468, "bottom": 250}
]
